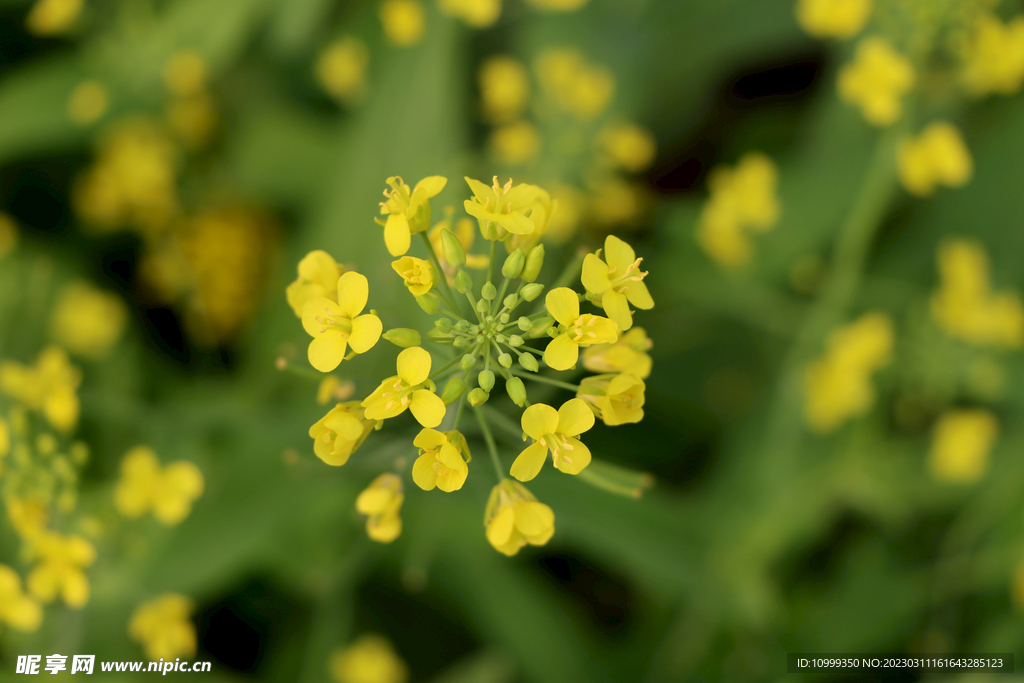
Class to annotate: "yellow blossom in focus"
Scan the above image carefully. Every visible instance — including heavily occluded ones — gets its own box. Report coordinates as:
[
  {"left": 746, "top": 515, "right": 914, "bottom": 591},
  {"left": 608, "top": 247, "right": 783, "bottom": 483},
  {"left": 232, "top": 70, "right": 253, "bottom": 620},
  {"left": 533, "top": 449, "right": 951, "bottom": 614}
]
[
  {"left": 535, "top": 49, "right": 614, "bottom": 119},
  {"left": 380, "top": 0, "right": 425, "bottom": 47},
  {"left": 506, "top": 187, "right": 555, "bottom": 253},
  {"left": 0, "top": 565, "right": 42, "bottom": 632},
  {"left": 26, "top": 0, "right": 81, "bottom": 35},
  {"left": 511, "top": 398, "right": 594, "bottom": 480},
  {"left": 129, "top": 594, "right": 196, "bottom": 660},
  {"left": 489, "top": 121, "right": 541, "bottom": 165},
  {"left": 795, "top": 0, "right": 872, "bottom": 39},
  {"left": 582, "top": 326, "right": 652, "bottom": 378},
  {"left": 356, "top": 473, "right": 404, "bottom": 543},
  {"left": 330, "top": 635, "right": 408, "bottom": 683},
  {"left": 598, "top": 123, "right": 657, "bottom": 173},
  {"left": 962, "top": 14, "right": 1024, "bottom": 96},
  {"left": 301, "top": 272, "right": 383, "bottom": 372},
  {"left": 838, "top": 37, "right": 914, "bottom": 126},
  {"left": 361, "top": 347, "right": 446, "bottom": 427},
  {"left": 163, "top": 51, "right": 207, "bottom": 97},
  {"left": 931, "top": 239, "right": 1024, "bottom": 348},
  {"left": 309, "top": 402, "right": 377, "bottom": 466},
  {"left": 0, "top": 346, "right": 81, "bottom": 431},
  {"left": 484, "top": 479, "right": 554, "bottom": 556},
  {"left": 412, "top": 428, "right": 469, "bottom": 492},
  {"left": 429, "top": 217, "right": 489, "bottom": 283},
  {"left": 464, "top": 176, "right": 541, "bottom": 240},
  {"left": 317, "top": 376, "right": 356, "bottom": 405},
  {"left": 582, "top": 234, "right": 653, "bottom": 331},
  {"left": 578, "top": 373, "right": 645, "bottom": 426},
  {"left": 113, "top": 446, "right": 204, "bottom": 525},
  {"left": 49, "top": 281, "right": 127, "bottom": 359},
  {"left": 287, "top": 250, "right": 346, "bottom": 317},
  {"left": 439, "top": 0, "right": 501, "bottom": 27},
  {"left": 26, "top": 530, "right": 95, "bottom": 608},
  {"left": 479, "top": 56, "right": 528, "bottom": 123},
  {"left": 316, "top": 37, "right": 370, "bottom": 104},
  {"left": 697, "top": 152, "right": 780, "bottom": 268},
  {"left": 378, "top": 176, "right": 447, "bottom": 256},
  {"left": 166, "top": 93, "right": 218, "bottom": 150},
  {"left": 524, "top": 0, "right": 589, "bottom": 12},
  {"left": 391, "top": 256, "right": 435, "bottom": 296},
  {"left": 928, "top": 409, "right": 997, "bottom": 483},
  {"left": 804, "top": 313, "right": 893, "bottom": 432},
  {"left": 897, "top": 122, "right": 972, "bottom": 197},
  {"left": 68, "top": 80, "right": 108, "bottom": 126},
  {"left": 0, "top": 213, "right": 16, "bottom": 258},
  {"left": 543, "top": 287, "right": 618, "bottom": 370}
]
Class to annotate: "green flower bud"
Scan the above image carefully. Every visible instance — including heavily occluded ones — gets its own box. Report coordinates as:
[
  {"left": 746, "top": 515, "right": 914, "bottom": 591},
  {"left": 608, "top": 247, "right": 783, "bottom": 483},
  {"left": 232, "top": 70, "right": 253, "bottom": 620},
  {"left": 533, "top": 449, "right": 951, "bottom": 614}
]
[
  {"left": 494, "top": 333, "right": 507, "bottom": 344},
  {"left": 506, "top": 376, "right": 527, "bottom": 407},
  {"left": 415, "top": 293, "right": 440, "bottom": 314},
  {"left": 502, "top": 248, "right": 526, "bottom": 279},
  {"left": 454, "top": 337, "right": 470, "bottom": 348},
  {"left": 508, "top": 334, "right": 523, "bottom": 347},
  {"left": 440, "top": 228, "right": 466, "bottom": 268},
  {"left": 498, "top": 353, "right": 513, "bottom": 368},
  {"left": 460, "top": 353, "right": 476, "bottom": 370},
  {"left": 476, "top": 299, "right": 489, "bottom": 314},
  {"left": 503, "top": 293, "right": 519, "bottom": 310},
  {"left": 456, "top": 270, "right": 473, "bottom": 294},
  {"left": 517, "top": 316, "right": 532, "bottom": 331},
  {"left": 481, "top": 282, "right": 497, "bottom": 300},
  {"left": 519, "top": 352, "right": 539, "bottom": 372},
  {"left": 521, "top": 283, "right": 544, "bottom": 301},
  {"left": 467, "top": 324, "right": 480, "bottom": 335},
  {"left": 522, "top": 244, "right": 545, "bottom": 282},
  {"left": 499, "top": 313, "right": 510, "bottom": 324},
  {"left": 455, "top": 319, "right": 470, "bottom": 332},
  {"left": 440, "top": 377, "right": 467, "bottom": 405},
  {"left": 478, "top": 370, "right": 495, "bottom": 392},
  {"left": 382, "top": 328, "right": 422, "bottom": 348},
  {"left": 469, "top": 388, "right": 489, "bottom": 406},
  {"left": 434, "top": 318, "right": 453, "bottom": 332}
]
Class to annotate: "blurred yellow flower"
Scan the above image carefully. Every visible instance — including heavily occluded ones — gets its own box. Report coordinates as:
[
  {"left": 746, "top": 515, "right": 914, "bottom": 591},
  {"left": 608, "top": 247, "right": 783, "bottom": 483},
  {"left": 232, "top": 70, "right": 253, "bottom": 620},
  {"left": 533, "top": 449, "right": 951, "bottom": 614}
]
[
  {"left": 129, "top": 594, "right": 196, "bottom": 660},
  {"left": 489, "top": 120, "right": 541, "bottom": 165},
  {"left": 543, "top": 287, "right": 618, "bottom": 370},
  {"left": 362, "top": 347, "right": 446, "bottom": 427},
  {"left": 25, "top": 0, "right": 82, "bottom": 35},
  {"left": 0, "top": 345, "right": 81, "bottom": 432},
  {"left": 49, "top": 281, "right": 127, "bottom": 359},
  {"left": 0, "top": 565, "right": 42, "bottom": 633},
  {"left": 897, "top": 122, "right": 972, "bottom": 197},
  {"left": 429, "top": 217, "right": 488, "bottom": 283},
  {"left": 356, "top": 473, "right": 404, "bottom": 543},
  {"left": 166, "top": 92, "right": 218, "bottom": 150},
  {"left": 511, "top": 398, "right": 594, "bottom": 480},
  {"left": 479, "top": 56, "right": 529, "bottom": 123},
  {"left": 545, "top": 183, "right": 584, "bottom": 243},
  {"left": 411, "top": 428, "right": 469, "bottom": 492},
  {"left": 287, "top": 250, "right": 346, "bottom": 317},
  {"left": 316, "top": 37, "right": 370, "bottom": 104},
  {"left": 484, "top": 479, "right": 554, "bottom": 556},
  {"left": 524, "top": 0, "right": 590, "bottom": 12},
  {"left": 582, "top": 234, "right": 653, "bottom": 330},
  {"left": 330, "top": 635, "right": 408, "bottom": 683},
  {"left": 380, "top": 0, "right": 425, "bottom": 46},
  {"left": 928, "top": 409, "right": 997, "bottom": 483},
  {"left": 113, "top": 446, "right": 204, "bottom": 526},
  {"left": 535, "top": 48, "right": 614, "bottom": 119},
  {"left": 582, "top": 326, "right": 652, "bottom": 378},
  {"left": 67, "top": 80, "right": 108, "bottom": 126},
  {"left": 301, "top": 272, "right": 383, "bottom": 372},
  {"left": 795, "top": 0, "right": 872, "bottom": 39},
  {"left": 578, "top": 373, "right": 645, "bottom": 426},
  {"left": 163, "top": 51, "right": 208, "bottom": 97},
  {"left": 379, "top": 176, "right": 447, "bottom": 256},
  {"left": 697, "top": 152, "right": 780, "bottom": 268},
  {"left": 0, "top": 213, "right": 16, "bottom": 258},
  {"left": 26, "top": 530, "right": 95, "bottom": 608},
  {"left": 0, "top": 418, "right": 8, "bottom": 459},
  {"left": 598, "top": 123, "right": 657, "bottom": 173},
  {"left": 838, "top": 37, "right": 914, "bottom": 126},
  {"left": 6, "top": 496, "right": 48, "bottom": 541},
  {"left": 439, "top": 0, "right": 501, "bottom": 28},
  {"left": 962, "top": 14, "right": 1024, "bottom": 96},
  {"left": 391, "top": 256, "right": 435, "bottom": 296},
  {"left": 309, "top": 402, "right": 377, "bottom": 466}
]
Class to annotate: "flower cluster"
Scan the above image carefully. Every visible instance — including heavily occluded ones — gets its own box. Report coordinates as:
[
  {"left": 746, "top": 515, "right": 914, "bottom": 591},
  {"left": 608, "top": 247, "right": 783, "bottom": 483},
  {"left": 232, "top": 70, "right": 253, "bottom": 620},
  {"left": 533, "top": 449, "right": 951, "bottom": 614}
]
[
  {"left": 697, "top": 153, "right": 781, "bottom": 268},
  {"left": 897, "top": 122, "right": 973, "bottom": 197},
  {"left": 129, "top": 594, "right": 197, "bottom": 661},
  {"left": 289, "top": 174, "right": 654, "bottom": 555},
  {"left": 928, "top": 409, "right": 998, "bottom": 483}
]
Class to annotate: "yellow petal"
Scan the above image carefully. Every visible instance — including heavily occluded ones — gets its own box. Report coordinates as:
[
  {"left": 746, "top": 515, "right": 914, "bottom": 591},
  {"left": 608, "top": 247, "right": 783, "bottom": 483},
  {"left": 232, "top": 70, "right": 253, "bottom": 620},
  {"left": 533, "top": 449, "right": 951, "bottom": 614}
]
[
  {"left": 384, "top": 213, "right": 411, "bottom": 256},
  {"left": 510, "top": 441, "right": 548, "bottom": 481},
  {"left": 556, "top": 398, "right": 595, "bottom": 436},
  {"left": 61, "top": 570, "right": 90, "bottom": 609},
  {"left": 504, "top": 183, "right": 539, "bottom": 210},
  {"left": 497, "top": 211, "right": 535, "bottom": 235},
  {"left": 297, "top": 250, "right": 340, "bottom": 287},
  {"left": 544, "top": 333, "right": 579, "bottom": 371},
  {"left": 410, "top": 389, "right": 445, "bottom": 428},
  {"left": 486, "top": 505, "right": 515, "bottom": 547},
  {"left": 367, "top": 512, "right": 401, "bottom": 543},
  {"left": 308, "top": 334, "right": 348, "bottom": 373},
  {"left": 545, "top": 287, "right": 579, "bottom": 326},
  {"left": 326, "top": 410, "right": 365, "bottom": 441},
  {"left": 581, "top": 254, "right": 612, "bottom": 295},
  {"left": 5, "top": 595, "right": 42, "bottom": 632},
  {"left": 337, "top": 271, "right": 369, "bottom": 318},
  {"left": 301, "top": 297, "right": 343, "bottom": 337},
  {"left": 414, "top": 175, "right": 447, "bottom": 197},
  {"left": 521, "top": 403, "right": 559, "bottom": 439},
  {"left": 603, "top": 290, "right": 633, "bottom": 331},
  {"left": 411, "top": 453, "right": 438, "bottom": 490},
  {"left": 349, "top": 314, "right": 382, "bottom": 353},
  {"left": 355, "top": 487, "right": 393, "bottom": 515},
  {"left": 413, "top": 427, "right": 447, "bottom": 450},
  {"left": 465, "top": 176, "right": 494, "bottom": 203},
  {"left": 396, "top": 346, "right": 431, "bottom": 385},
  {"left": 513, "top": 501, "right": 554, "bottom": 537},
  {"left": 604, "top": 234, "right": 636, "bottom": 272},
  {"left": 557, "top": 437, "right": 591, "bottom": 475},
  {"left": 625, "top": 280, "right": 654, "bottom": 310}
]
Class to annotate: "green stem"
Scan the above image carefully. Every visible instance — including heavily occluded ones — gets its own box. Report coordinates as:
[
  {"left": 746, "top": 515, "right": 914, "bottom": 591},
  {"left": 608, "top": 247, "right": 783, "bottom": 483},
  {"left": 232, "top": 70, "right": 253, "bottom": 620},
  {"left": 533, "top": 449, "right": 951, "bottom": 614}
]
[
  {"left": 487, "top": 240, "right": 497, "bottom": 290},
  {"left": 509, "top": 368, "right": 579, "bottom": 392},
  {"left": 428, "top": 352, "right": 465, "bottom": 380},
  {"left": 452, "top": 391, "right": 468, "bottom": 431},
  {"left": 473, "top": 405, "right": 504, "bottom": 482},
  {"left": 419, "top": 232, "right": 459, "bottom": 312},
  {"left": 481, "top": 405, "right": 522, "bottom": 440}
]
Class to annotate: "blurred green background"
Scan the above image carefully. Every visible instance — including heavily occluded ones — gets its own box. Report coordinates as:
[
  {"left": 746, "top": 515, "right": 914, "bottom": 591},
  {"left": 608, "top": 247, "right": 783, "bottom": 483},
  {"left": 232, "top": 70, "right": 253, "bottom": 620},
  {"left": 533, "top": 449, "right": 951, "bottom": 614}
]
[{"left": 3, "top": 0, "right": 1024, "bottom": 680}]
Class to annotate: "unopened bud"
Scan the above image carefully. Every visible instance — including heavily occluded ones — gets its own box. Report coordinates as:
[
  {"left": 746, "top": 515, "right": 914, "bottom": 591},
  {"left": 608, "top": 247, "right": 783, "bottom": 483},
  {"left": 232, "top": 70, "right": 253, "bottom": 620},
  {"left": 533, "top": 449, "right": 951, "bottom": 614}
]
[
  {"left": 382, "top": 328, "right": 422, "bottom": 348},
  {"left": 498, "top": 353, "right": 513, "bottom": 368},
  {"left": 522, "top": 244, "right": 544, "bottom": 282},
  {"left": 502, "top": 248, "right": 526, "bottom": 279},
  {"left": 453, "top": 337, "right": 470, "bottom": 348},
  {"left": 415, "top": 293, "right": 440, "bottom": 314},
  {"left": 469, "top": 388, "right": 489, "bottom": 406},
  {"left": 481, "top": 282, "right": 497, "bottom": 300},
  {"left": 435, "top": 318, "right": 453, "bottom": 332},
  {"left": 455, "top": 319, "right": 470, "bottom": 332},
  {"left": 517, "top": 316, "right": 532, "bottom": 331},
  {"left": 476, "top": 299, "right": 488, "bottom": 313},
  {"left": 503, "top": 293, "right": 519, "bottom": 310},
  {"left": 519, "top": 353, "right": 539, "bottom": 372},
  {"left": 440, "top": 228, "right": 466, "bottom": 268},
  {"left": 521, "top": 283, "right": 544, "bottom": 301},
  {"left": 440, "top": 377, "right": 467, "bottom": 404},
  {"left": 460, "top": 353, "right": 476, "bottom": 370},
  {"left": 456, "top": 270, "right": 473, "bottom": 293},
  {"left": 499, "top": 313, "right": 510, "bottom": 324},
  {"left": 478, "top": 370, "right": 495, "bottom": 392},
  {"left": 506, "top": 377, "right": 527, "bottom": 407},
  {"left": 508, "top": 335, "right": 523, "bottom": 347}
]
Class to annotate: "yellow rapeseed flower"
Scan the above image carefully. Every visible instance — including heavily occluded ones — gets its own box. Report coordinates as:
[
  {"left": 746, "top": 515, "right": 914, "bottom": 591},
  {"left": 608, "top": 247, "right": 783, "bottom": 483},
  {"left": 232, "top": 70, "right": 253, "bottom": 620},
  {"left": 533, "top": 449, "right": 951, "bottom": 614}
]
[
  {"left": 356, "top": 474, "right": 404, "bottom": 543},
  {"left": 330, "top": 635, "right": 408, "bottom": 683},
  {"left": 928, "top": 409, "right": 997, "bottom": 483},
  {"left": 524, "top": 0, "right": 589, "bottom": 9},
  {"left": 6, "top": 496, "right": 48, "bottom": 542},
  {"left": 68, "top": 80, "right": 108, "bottom": 126},
  {"left": 163, "top": 51, "right": 207, "bottom": 97},
  {"left": 489, "top": 121, "right": 541, "bottom": 165},
  {"left": 543, "top": 287, "right": 619, "bottom": 370},
  {"left": 302, "top": 272, "right": 383, "bottom": 372},
  {"left": 484, "top": 479, "right": 555, "bottom": 556},
  {"left": 511, "top": 398, "right": 594, "bottom": 480},
  {"left": 309, "top": 402, "right": 377, "bottom": 466},
  {"left": 535, "top": 48, "right": 614, "bottom": 119},
  {"left": 25, "top": 0, "right": 81, "bottom": 35},
  {"left": 411, "top": 428, "right": 469, "bottom": 492},
  {"left": 795, "top": 0, "right": 872, "bottom": 39},
  {"left": 838, "top": 37, "right": 914, "bottom": 126},
  {"left": 582, "top": 326, "right": 652, "bottom": 378},
  {"left": 0, "top": 213, "right": 17, "bottom": 258},
  {"left": 0, "top": 565, "right": 42, "bottom": 633},
  {"left": 129, "top": 594, "right": 196, "bottom": 660},
  {"left": 464, "top": 176, "right": 540, "bottom": 240},
  {"left": 391, "top": 256, "right": 435, "bottom": 296},
  {"left": 506, "top": 187, "right": 555, "bottom": 253},
  {"left": 578, "top": 373, "right": 645, "bottom": 426},
  {"left": 379, "top": 176, "right": 447, "bottom": 256},
  {"left": 49, "top": 281, "right": 127, "bottom": 359},
  {"left": 380, "top": 0, "right": 425, "bottom": 47},
  {"left": 478, "top": 56, "right": 529, "bottom": 123},
  {"left": 582, "top": 234, "right": 653, "bottom": 331},
  {"left": 113, "top": 446, "right": 204, "bottom": 525},
  {"left": 26, "top": 530, "right": 95, "bottom": 608},
  {"left": 362, "top": 347, "right": 446, "bottom": 427},
  {"left": 897, "top": 122, "right": 972, "bottom": 197},
  {"left": 962, "top": 14, "right": 1024, "bottom": 96},
  {"left": 598, "top": 123, "right": 657, "bottom": 173},
  {"left": 697, "top": 152, "right": 780, "bottom": 268},
  {"left": 0, "top": 345, "right": 81, "bottom": 431},
  {"left": 0, "top": 417, "right": 9, "bottom": 459},
  {"left": 439, "top": 0, "right": 501, "bottom": 28},
  {"left": 287, "top": 250, "right": 346, "bottom": 317},
  {"left": 316, "top": 37, "right": 370, "bottom": 104}
]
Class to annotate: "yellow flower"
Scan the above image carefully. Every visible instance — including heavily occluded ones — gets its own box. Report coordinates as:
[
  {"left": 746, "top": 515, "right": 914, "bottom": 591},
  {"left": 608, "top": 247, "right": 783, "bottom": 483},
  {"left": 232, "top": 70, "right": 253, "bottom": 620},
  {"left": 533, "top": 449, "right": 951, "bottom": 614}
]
[
  {"left": 6, "top": 496, "right": 48, "bottom": 541},
  {"left": 804, "top": 313, "right": 893, "bottom": 432},
  {"left": 380, "top": 0, "right": 425, "bottom": 46},
  {"left": 484, "top": 479, "right": 555, "bottom": 556},
  {"left": 391, "top": 256, "right": 435, "bottom": 296},
  {"left": 535, "top": 48, "right": 614, "bottom": 118},
  {"left": 931, "top": 239, "right": 1024, "bottom": 348},
  {"left": 113, "top": 446, "right": 204, "bottom": 525},
  {"left": 316, "top": 37, "right": 370, "bottom": 104},
  {"left": 129, "top": 594, "right": 196, "bottom": 661},
  {"left": 287, "top": 250, "right": 346, "bottom": 317},
  {"left": 68, "top": 80, "right": 108, "bottom": 126},
  {"left": 302, "top": 272, "right": 383, "bottom": 372},
  {"left": 581, "top": 235, "right": 653, "bottom": 331},
  {"left": 356, "top": 474, "right": 404, "bottom": 543},
  {"left": 578, "top": 373, "right": 645, "bottom": 426},
  {"left": 49, "top": 281, "right": 127, "bottom": 359},
  {"left": 0, "top": 345, "right": 81, "bottom": 431},
  {"left": 411, "top": 429, "right": 469, "bottom": 492},
  {"left": 26, "top": 530, "right": 95, "bottom": 608},
  {"left": 543, "top": 287, "right": 618, "bottom": 370},
  {"left": 525, "top": 0, "right": 589, "bottom": 9},
  {"left": 489, "top": 121, "right": 541, "bottom": 165},
  {"left": 0, "top": 565, "right": 42, "bottom": 632},
  {"left": 598, "top": 123, "right": 657, "bottom": 173},
  {"left": 439, "top": 0, "right": 501, "bottom": 28},
  {"left": 478, "top": 56, "right": 529, "bottom": 123},
  {"left": 506, "top": 187, "right": 555, "bottom": 253},
  {"left": 511, "top": 398, "right": 594, "bottom": 480},
  {"left": 795, "top": 0, "right": 872, "bottom": 39},
  {"left": 25, "top": 0, "right": 81, "bottom": 35},
  {"left": 582, "top": 326, "right": 652, "bottom": 378},
  {"left": 378, "top": 176, "right": 447, "bottom": 256},
  {"left": 429, "top": 217, "right": 489, "bottom": 283},
  {"left": 310, "top": 403, "right": 377, "bottom": 466},
  {"left": 697, "top": 152, "right": 780, "bottom": 268},
  {"left": 330, "top": 635, "right": 408, "bottom": 683},
  {"left": 464, "top": 176, "right": 540, "bottom": 240},
  {"left": 362, "top": 347, "right": 446, "bottom": 427},
  {"left": 0, "top": 418, "right": 9, "bottom": 459},
  {"left": 962, "top": 14, "right": 1024, "bottom": 97},
  {"left": 0, "top": 212, "right": 17, "bottom": 258},
  {"left": 838, "top": 37, "right": 914, "bottom": 126},
  {"left": 163, "top": 51, "right": 207, "bottom": 97},
  {"left": 897, "top": 122, "right": 972, "bottom": 197},
  {"left": 928, "top": 409, "right": 997, "bottom": 483}
]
